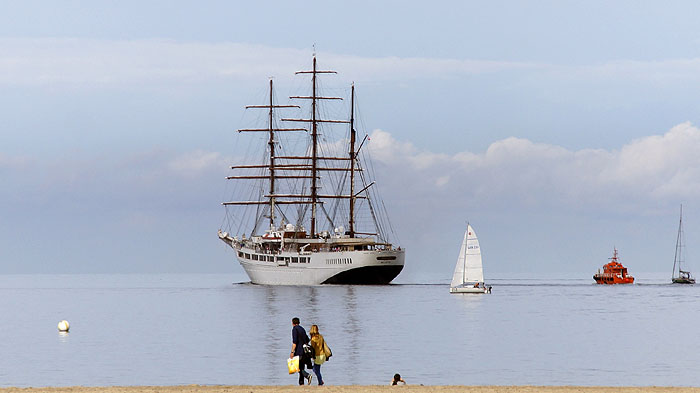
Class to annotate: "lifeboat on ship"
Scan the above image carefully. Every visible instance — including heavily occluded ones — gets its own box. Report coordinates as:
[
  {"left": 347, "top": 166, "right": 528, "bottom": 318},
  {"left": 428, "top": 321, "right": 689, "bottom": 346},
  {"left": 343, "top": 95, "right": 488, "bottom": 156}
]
[{"left": 594, "top": 248, "right": 634, "bottom": 284}]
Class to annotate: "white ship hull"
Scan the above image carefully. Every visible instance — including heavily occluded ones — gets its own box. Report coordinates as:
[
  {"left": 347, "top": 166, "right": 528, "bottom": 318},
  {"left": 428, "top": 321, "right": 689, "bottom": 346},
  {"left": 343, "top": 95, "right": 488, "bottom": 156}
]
[{"left": 235, "top": 247, "right": 405, "bottom": 285}]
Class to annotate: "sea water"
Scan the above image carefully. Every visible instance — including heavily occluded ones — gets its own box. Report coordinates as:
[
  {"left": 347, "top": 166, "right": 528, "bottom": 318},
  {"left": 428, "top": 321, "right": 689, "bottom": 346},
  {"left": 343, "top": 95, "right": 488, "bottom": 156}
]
[{"left": 0, "top": 272, "right": 698, "bottom": 387}]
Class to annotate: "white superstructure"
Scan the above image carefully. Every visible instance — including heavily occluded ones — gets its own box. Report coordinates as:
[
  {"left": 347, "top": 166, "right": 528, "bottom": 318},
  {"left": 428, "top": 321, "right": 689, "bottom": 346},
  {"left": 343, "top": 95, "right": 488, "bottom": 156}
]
[{"left": 219, "top": 229, "right": 404, "bottom": 285}]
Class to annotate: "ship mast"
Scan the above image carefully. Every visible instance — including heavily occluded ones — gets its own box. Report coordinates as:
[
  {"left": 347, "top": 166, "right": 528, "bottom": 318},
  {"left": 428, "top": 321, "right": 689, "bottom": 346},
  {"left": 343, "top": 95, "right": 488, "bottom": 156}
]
[
  {"left": 228, "top": 79, "right": 304, "bottom": 230},
  {"left": 284, "top": 56, "right": 348, "bottom": 237},
  {"left": 311, "top": 58, "right": 319, "bottom": 236},
  {"left": 228, "top": 57, "right": 375, "bottom": 239},
  {"left": 349, "top": 83, "right": 356, "bottom": 237},
  {"left": 268, "top": 79, "right": 277, "bottom": 227}
]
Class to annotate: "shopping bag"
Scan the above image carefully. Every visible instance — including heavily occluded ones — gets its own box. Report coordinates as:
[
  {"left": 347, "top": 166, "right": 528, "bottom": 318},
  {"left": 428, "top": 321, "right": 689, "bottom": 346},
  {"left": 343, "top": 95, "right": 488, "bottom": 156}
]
[
  {"left": 323, "top": 341, "right": 332, "bottom": 359},
  {"left": 287, "top": 355, "right": 300, "bottom": 374}
]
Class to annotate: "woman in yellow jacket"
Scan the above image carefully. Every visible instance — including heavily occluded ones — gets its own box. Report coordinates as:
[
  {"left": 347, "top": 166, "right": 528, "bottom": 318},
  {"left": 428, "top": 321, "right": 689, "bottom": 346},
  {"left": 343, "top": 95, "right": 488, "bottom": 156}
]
[{"left": 309, "top": 324, "right": 327, "bottom": 386}]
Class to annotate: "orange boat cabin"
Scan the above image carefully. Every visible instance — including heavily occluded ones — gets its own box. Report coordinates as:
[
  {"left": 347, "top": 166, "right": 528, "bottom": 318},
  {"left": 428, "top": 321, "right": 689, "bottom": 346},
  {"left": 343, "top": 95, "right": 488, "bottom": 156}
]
[{"left": 593, "top": 248, "right": 634, "bottom": 284}]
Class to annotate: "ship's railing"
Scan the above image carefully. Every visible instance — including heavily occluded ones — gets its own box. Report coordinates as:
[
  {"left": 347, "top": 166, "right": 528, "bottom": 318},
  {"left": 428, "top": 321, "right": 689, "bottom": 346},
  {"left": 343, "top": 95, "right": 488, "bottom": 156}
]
[{"left": 240, "top": 241, "right": 403, "bottom": 255}]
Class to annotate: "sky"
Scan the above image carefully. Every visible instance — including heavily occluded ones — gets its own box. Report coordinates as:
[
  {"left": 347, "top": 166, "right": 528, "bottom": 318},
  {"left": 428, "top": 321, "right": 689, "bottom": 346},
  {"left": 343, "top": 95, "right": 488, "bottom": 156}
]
[{"left": 3, "top": 1, "right": 700, "bottom": 280}]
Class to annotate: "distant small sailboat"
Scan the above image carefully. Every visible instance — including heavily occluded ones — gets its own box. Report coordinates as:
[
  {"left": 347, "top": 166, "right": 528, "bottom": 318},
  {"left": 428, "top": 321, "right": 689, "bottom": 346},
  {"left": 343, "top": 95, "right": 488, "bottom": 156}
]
[
  {"left": 672, "top": 205, "right": 695, "bottom": 284},
  {"left": 450, "top": 224, "right": 491, "bottom": 294}
]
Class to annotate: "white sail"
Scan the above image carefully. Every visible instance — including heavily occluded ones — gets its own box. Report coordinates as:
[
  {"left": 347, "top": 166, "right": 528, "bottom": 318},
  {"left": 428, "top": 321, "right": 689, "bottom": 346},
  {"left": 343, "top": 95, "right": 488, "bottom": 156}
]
[
  {"left": 450, "top": 224, "right": 484, "bottom": 287},
  {"left": 450, "top": 230, "right": 468, "bottom": 288}
]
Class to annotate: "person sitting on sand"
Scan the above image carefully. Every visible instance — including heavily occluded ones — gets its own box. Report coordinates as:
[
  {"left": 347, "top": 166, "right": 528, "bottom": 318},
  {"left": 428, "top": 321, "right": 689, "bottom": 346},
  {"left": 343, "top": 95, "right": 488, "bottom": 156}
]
[{"left": 391, "top": 373, "right": 406, "bottom": 385}]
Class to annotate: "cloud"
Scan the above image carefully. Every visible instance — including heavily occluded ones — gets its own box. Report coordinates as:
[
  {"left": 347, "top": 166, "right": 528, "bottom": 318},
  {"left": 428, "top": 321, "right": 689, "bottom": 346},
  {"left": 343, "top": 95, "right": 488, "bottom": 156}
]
[
  {"left": 367, "top": 122, "right": 700, "bottom": 213},
  {"left": 326, "top": 54, "right": 539, "bottom": 81},
  {"left": 0, "top": 152, "right": 32, "bottom": 169},
  {"left": 5, "top": 123, "right": 700, "bottom": 273},
  {"left": 435, "top": 175, "right": 450, "bottom": 187},
  {"left": 4, "top": 37, "right": 700, "bottom": 103},
  {"left": 0, "top": 38, "right": 541, "bottom": 88},
  {"left": 6, "top": 122, "right": 699, "bottom": 219},
  {"left": 167, "top": 149, "right": 229, "bottom": 178},
  {"left": 0, "top": 148, "right": 231, "bottom": 212},
  {"left": 583, "top": 58, "right": 700, "bottom": 84},
  {"left": 0, "top": 39, "right": 303, "bottom": 87}
]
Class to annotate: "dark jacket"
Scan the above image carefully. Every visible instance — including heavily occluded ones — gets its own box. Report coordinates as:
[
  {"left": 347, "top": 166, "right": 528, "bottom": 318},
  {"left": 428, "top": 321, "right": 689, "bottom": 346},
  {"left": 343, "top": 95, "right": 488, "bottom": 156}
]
[{"left": 292, "top": 325, "right": 309, "bottom": 357}]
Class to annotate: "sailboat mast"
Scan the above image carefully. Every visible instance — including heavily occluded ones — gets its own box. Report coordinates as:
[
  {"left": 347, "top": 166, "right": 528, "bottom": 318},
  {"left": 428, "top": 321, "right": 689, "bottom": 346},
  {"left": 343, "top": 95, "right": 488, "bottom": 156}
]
[
  {"left": 463, "top": 225, "right": 468, "bottom": 284},
  {"left": 349, "top": 83, "right": 356, "bottom": 237},
  {"left": 673, "top": 204, "right": 684, "bottom": 277},
  {"left": 268, "top": 79, "right": 276, "bottom": 229},
  {"left": 679, "top": 204, "right": 684, "bottom": 272}
]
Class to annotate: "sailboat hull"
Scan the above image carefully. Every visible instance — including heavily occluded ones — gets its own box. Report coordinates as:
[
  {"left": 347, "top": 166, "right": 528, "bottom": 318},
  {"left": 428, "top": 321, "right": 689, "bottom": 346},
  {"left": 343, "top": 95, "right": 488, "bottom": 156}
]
[
  {"left": 449, "top": 285, "right": 490, "bottom": 294},
  {"left": 236, "top": 248, "right": 405, "bottom": 285},
  {"left": 672, "top": 277, "right": 696, "bottom": 284}
]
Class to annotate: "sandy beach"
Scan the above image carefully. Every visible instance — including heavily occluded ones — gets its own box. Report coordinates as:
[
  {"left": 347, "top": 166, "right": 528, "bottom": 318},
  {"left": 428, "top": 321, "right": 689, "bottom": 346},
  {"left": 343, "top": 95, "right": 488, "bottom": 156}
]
[{"left": 0, "top": 386, "right": 698, "bottom": 393}]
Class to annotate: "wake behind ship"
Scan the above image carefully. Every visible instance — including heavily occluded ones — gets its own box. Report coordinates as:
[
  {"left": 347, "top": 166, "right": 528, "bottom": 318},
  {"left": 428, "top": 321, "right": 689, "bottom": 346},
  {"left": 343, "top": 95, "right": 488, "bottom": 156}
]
[{"left": 218, "top": 56, "right": 405, "bottom": 285}]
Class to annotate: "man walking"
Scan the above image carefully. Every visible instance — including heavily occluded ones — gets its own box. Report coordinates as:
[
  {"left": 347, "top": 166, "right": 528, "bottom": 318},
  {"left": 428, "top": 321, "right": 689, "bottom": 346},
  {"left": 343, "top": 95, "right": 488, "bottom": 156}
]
[{"left": 290, "top": 317, "right": 313, "bottom": 385}]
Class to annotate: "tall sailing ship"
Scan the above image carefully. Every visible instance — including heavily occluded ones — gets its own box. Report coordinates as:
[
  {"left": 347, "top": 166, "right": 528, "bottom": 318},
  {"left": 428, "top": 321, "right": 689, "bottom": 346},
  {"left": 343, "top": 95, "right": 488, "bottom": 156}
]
[{"left": 218, "top": 56, "right": 405, "bottom": 285}]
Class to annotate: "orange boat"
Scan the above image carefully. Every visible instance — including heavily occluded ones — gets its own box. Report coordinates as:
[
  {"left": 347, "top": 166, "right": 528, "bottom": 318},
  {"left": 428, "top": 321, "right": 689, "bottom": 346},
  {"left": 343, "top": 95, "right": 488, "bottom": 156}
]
[{"left": 593, "top": 248, "right": 634, "bottom": 284}]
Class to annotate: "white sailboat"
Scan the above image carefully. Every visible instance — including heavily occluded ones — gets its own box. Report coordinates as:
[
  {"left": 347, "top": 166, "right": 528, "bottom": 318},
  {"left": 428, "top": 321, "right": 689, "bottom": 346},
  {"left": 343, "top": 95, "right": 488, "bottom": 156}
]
[
  {"left": 450, "top": 224, "right": 491, "bottom": 294},
  {"left": 672, "top": 204, "right": 695, "bottom": 284}
]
